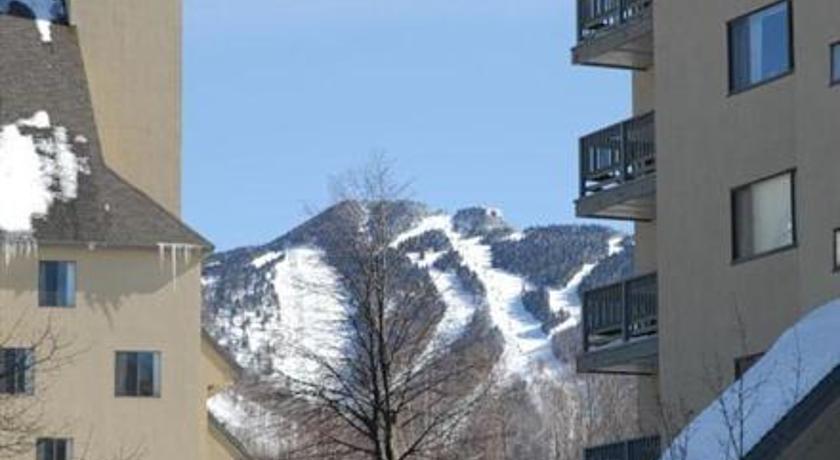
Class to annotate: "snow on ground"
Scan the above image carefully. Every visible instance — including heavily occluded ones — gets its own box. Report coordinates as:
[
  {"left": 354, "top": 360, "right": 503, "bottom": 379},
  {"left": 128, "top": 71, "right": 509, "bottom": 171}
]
[
  {"left": 0, "top": 111, "right": 89, "bottom": 233},
  {"left": 662, "top": 298, "right": 840, "bottom": 460},
  {"left": 270, "top": 246, "right": 348, "bottom": 382},
  {"left": 0, "top": 0, "right": 66, "bottom": 42},
  {"left": 251, "top": 251, "right": 283, "bottom": 269}
]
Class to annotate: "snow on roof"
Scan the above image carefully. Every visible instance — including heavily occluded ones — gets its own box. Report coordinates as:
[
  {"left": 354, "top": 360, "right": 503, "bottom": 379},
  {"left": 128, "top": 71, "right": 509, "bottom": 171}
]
[
  {"left": 661, "top": 298, "right": 840, "bottom": 460},
  {"left": 0, "top": 0, "right": 66, "bottom": 42},
  {"left": 0, "top": 111, "right": 89, "bottom": 233}
]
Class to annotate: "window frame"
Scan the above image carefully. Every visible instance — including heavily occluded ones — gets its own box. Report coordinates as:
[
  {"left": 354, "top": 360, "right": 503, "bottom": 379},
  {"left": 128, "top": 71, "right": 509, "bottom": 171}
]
[
  {"left": 833, "top": 228, "right": 840, "bottom": 272},
  {"left": 38, "top": 261, "right": 77, "bottom": 308},
  {"left": 731, "top": 169, "right": 797, "bottom": 264},
  {"left": 831, "top": 41, "right": 840, "bottom": 86},
  {"left": 727, "top": 0, "right": 795, "bottom": 95},
  {"left": 0, "top": 348, "right": 35, "bottom": 396},
  {"left": 114, "top": 351, "right": 162, "bottom": 398},
  {"left": 36, "top": 438, "right": 73, "bottom": 460}
]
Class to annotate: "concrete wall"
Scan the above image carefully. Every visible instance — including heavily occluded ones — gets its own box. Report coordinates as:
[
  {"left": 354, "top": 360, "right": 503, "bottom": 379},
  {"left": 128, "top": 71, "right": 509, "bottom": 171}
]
[
  {"left": 654, "top": 0, "right": 840, "bottom": 426},
  {"left": 68, "top": 0, "right": 183, "bottom": 216},
  {"left": 0, "top": 246, "right": 202, "bottom": 459}
]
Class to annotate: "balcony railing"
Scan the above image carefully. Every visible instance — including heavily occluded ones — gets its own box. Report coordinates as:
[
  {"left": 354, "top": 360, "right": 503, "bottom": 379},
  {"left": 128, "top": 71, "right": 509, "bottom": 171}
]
[
  {"left": 585, "top": 436, "right": 661, "bottom": 460},
  {"left": 577, "top": 0, "right": 653, "bottom": 43},
  {"left": 582, "top": 273, "right": 657, "bottom": 352},
  {"left": 579, "top": 112, "right": 655, "bottom": 199}
]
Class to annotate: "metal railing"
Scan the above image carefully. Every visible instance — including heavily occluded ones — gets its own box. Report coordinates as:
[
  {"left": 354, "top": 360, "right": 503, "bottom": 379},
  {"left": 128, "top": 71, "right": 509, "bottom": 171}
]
[
  {"left": 577, "top": 0, "right": 653, "bottom": 42},
  {"left": 585, "top": 436, "right": 661, "bottom": 460},
  {"left": 582, "top": 273, "right": 657, "bottom": 352},
  {"left": 579, "top": 112, "right": 655, "bottom": 199}
]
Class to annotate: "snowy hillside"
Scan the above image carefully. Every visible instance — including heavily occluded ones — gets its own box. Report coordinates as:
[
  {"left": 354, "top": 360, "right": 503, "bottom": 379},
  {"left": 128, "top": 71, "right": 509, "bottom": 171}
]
[
  {"left": 201, "top": 202, "right": 633, "bottom": 452},
  {"left": 203, "top": 203, "right": 631, "bottom": 379}
]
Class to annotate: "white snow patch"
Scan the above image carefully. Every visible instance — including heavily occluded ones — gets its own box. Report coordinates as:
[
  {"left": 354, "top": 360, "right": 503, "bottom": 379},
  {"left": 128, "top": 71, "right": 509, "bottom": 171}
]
[
  {"left": 662, "top": 298, "right": 840, "bottom": 460},
  {"left": 426, "top": 270, "right": 478, "bottom": 347},
  {"left": 607, "top": 235, "right": 624, "bottom": 256},
  {"left": 271, "top": 246, "right": 348, "bottom": 382},
  {"left": 0, "top": 111, "right": 89, "bottom": 233},
  {"left": 251, "top": 251, "right": 283, "bottom": 269},
  {"left": 548, "top": 262, "right": 597, "bottom": 335},
  {"left": 0, "top": 0, "right": 66, "bottom": 42}
]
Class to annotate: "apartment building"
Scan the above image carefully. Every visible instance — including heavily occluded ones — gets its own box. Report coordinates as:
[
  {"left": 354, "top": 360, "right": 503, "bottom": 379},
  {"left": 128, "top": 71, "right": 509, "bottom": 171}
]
[
  {"left": 0, "top": 3, "right": 245, "bottom": 459},
  {"left": 571, "top": 0, "right": 840, "bottom": 458}
]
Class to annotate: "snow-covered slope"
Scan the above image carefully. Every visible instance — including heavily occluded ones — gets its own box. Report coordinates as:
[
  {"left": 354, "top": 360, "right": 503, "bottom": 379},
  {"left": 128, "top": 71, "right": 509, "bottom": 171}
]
[
  {"left": 202, "top": 202, "right": 634, "bottom": 454},
  {"left": 203, "top": 203, "right": 632, "bottom": 382}
]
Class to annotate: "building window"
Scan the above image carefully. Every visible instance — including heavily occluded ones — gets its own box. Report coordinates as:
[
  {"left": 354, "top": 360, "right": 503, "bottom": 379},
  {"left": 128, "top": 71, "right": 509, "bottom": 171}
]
[
  {"left": 115, "top": 351, "right": 161, "bottom": 398},
  {"left": 735, "top": 353, "right": 765, "bottom": 379},
  {"left": 0, "top": 348, "right": 34, "bottom": 395},
  {"left": 732, "top": 171, "right": 796, "bottom": 261},
  {"left": 832, "top": 42, "right": 840, "bottom": 85},
  {"left": 834, "top": 229, "right": 840, "bottom": 271},
  {"left": 39, "top": 261, "right": 76, "bottom": 308},
  {"left": 36, "top": 439, "right": 73, "bottom": 460},
  {"left": 729, "top": 1, "right": 792, "bottom": 93}
]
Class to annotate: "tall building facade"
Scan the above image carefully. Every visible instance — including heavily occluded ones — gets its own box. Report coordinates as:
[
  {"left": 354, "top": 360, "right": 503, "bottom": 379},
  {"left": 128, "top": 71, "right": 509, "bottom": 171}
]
[
  {"left": 0, "top": 3, "right": 246, "bottom": 459},
  {"left": 571, "top": 0, "right": 840, "bottom": 458}
]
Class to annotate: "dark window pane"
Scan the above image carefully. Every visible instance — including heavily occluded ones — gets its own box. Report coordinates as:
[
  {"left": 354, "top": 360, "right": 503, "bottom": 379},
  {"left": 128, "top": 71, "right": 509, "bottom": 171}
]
[
  {"left": 759, "top": 4, "right": 789, "bottom": 80},
  {"left": 115, "top": 352, "right": 138, "bottom": 396},
  {"left": 37, "top": 439, "right": 53, "bottom": 460},
  {"left": 832, "top": 44, "right": 840, "bottom": 84},
  {"left": 116, "top": 352, "right": 159, "bottom": 397},
  {"left": 36, "top": 439, "right": 72, "bottom": 460},
  {"left": 56, "top": 439, "right": 67, "bottom": 460},
  {"left": 39, "top": 261, "right": 76, "bottom": 307},
  {"left": 834, "top": 230, "right": 840, "bottom": 270},
  {"left": 138, "top": 352, "right": 154, "bottom": 396},
  {"left": 0, "top": 348, "right": 33, "bottom": 395}
]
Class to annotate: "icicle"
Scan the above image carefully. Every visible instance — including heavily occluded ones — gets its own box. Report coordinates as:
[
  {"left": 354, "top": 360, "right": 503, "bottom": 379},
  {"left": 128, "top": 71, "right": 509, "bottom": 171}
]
[
  {"left": 158, "top": 243, "right": 165, "bottom": 269},
  {"left": 157, "top": 242, "right": 201, "bottom": 291},
  {"left": 171, "top": 244, "right": 178, "bottom": 291},
  {"left": 1, "top": 233, "right": 38, "bottom": 269}
]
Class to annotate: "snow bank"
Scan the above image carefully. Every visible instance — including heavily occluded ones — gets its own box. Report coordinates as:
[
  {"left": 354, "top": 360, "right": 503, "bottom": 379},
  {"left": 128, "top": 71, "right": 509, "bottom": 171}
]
[
  {"left": 0, "top": 111, "right": 89, "bottom": 233},
  {"left": 0, "top": 0, "right": 66, "bottom": 42},
  {"left": 662, "top": 298, "right": 840, "bottom": 460}
]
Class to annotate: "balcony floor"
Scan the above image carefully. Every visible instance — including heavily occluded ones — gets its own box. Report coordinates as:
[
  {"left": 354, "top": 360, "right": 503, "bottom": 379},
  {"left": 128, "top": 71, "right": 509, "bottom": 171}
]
[
  {"left": 577, "top": 335, "right": 658, "bottom": 375},
  {"left": 572, "top": 11, "right": 654, "bottom": 70},
  {"left": 576, "top": 175, "right": 656, "bottom": 221}
]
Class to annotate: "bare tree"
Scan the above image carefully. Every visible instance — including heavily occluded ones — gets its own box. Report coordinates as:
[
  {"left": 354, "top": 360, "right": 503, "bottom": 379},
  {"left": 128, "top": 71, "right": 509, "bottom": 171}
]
[{"left": 275, "top": 155, "right": 494, "bottom": 460}]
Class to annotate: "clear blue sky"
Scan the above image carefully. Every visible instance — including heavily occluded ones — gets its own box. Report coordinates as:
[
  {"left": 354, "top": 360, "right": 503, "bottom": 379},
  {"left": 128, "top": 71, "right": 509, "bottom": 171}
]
[{"left": 183, "top": 0, "right": 631, "bottom": 251}]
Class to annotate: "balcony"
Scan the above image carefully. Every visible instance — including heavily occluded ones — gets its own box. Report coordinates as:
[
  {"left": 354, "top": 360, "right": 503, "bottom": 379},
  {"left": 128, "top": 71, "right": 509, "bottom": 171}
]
[
  {"left": 573, "top": 0, "right": 654, "bottom": 69},
  {"left": 585, "top": 437, "right": 661, "bottom": 460},
  {"left": 578, "top": 273, "right": 658, "bottom": 374},
  {"left": 575, "top": 112, "right": 655, "bottom": 221}
]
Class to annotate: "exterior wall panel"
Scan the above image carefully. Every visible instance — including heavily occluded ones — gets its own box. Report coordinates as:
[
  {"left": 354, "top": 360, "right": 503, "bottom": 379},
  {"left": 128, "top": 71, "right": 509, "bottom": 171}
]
[
  {"left": 0, "top": 247, "right": 202, "bottom": 459},
  {"left": 69, "top": 0, "right": 182, "bottom": 216}
]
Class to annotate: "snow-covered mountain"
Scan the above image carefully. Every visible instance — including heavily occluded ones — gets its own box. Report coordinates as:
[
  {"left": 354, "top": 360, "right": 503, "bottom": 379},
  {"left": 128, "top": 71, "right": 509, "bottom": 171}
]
[{"left": 202, "top": 201, "right": 632, "bottom": 382}]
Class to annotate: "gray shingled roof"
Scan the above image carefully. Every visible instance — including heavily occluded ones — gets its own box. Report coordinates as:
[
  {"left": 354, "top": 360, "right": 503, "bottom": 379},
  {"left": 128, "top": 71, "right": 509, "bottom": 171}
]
[{"left": 0, "top": 15, "right": 211, "bottom": 249}]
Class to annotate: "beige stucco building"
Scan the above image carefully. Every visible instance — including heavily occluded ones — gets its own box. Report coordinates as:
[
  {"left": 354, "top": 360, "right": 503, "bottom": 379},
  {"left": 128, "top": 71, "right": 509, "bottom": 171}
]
[
  {"left": 572, "top": 0, "right": 840, "bottom": 458},
  {"left": 0, "top": 3, "right": 247, "bottom": 459}
]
